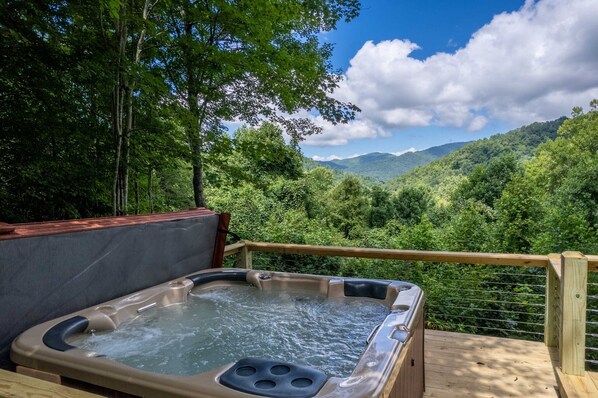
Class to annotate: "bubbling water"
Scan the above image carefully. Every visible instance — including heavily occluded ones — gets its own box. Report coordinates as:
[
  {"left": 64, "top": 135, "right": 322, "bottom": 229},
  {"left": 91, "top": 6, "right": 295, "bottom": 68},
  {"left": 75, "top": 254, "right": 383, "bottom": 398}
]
[{"left": 69, "top": 285, "right": 389, "bottom": 377}]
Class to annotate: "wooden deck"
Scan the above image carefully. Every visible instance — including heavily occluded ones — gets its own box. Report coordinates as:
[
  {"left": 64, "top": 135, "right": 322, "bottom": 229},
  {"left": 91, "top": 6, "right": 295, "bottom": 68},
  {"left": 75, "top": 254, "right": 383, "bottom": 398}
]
[
  {"left": 0, "top": 330, "right": 572, "bottom": 397},
  {"left": 424, "top": 329, "right": 560, "bottom": 397}
]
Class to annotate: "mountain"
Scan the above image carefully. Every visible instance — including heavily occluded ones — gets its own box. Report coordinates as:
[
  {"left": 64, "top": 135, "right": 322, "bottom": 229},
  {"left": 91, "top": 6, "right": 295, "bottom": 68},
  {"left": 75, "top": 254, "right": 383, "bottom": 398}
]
[
  {"left": 314, "top": 142, "right": 467, "bottom": 182},
  {"left": 386, "top": 117, "right": 567, "bottom": 197}
]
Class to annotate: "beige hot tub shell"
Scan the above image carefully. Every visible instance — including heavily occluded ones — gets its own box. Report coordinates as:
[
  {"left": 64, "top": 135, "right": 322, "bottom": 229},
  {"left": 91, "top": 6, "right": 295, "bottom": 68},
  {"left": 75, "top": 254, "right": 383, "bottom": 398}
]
[{"left": 12, "top": 268, "right": 425, "bottom": 398}]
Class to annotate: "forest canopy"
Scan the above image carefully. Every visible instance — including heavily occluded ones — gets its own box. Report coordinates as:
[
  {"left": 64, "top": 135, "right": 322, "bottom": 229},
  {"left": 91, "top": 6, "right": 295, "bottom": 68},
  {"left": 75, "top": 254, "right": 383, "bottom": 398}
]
[
  {"left": 0, "top": 0, "right": 359, "bottom": 219},
  {"left": 1, "top": 1, "right": 596, "bottom": 259}
]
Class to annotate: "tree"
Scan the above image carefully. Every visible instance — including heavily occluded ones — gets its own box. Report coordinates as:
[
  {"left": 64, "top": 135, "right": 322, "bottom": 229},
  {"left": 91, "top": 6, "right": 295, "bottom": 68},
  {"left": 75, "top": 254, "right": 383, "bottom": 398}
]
[
  {"left": 1, "top": 1, "right": 362, "bottom": 221},
  {"left": 231, "top": 123, "right": 303, "bottom": 184},
  {"left": 160, "top": 0, "right": 360, "bottom": 207},
  {"left": 392, "top": 186, "right": 432, "bottom": 225},
  {"left": 368, "top": 186, "right": 393, "bottom": 228},
  {"left": 494, "top": 174, "right": 543, "bottom": 253},
  {"left": 395, "top": 215, "right": 439, "bottom": 251},
  {"left": 106, "top": 0, "right": 162, "bottom": 215},
  {"left": 451, "top": 154, "right": 520, "bottom": 208},
  {"left": 304, "top": 167, "right": 335, "bottom": 218},
  {"left": 0, "top": 0, "right": 114, "bottom": 221},
  {"left": 525, "top": 102, "right": 598, "bottom": 253},
  {"left": 328, "top": 176, "right": 368, "bottom": 238},
  {"left": 443, "top": 200, "right": 494, "bottom": 252}
]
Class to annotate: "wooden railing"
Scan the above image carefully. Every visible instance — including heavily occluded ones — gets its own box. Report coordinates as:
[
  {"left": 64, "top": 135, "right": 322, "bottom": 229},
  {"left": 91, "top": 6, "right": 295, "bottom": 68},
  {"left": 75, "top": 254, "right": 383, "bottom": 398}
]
[{"left": 223, "top": 240, "right": 598, "bottom": 378}]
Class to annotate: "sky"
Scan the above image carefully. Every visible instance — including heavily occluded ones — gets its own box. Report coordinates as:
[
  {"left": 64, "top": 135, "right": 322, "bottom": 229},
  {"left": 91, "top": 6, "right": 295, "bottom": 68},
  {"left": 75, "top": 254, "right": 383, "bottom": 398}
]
[{"left": 301, "top": 0, "right": 598, "bottom": 161}]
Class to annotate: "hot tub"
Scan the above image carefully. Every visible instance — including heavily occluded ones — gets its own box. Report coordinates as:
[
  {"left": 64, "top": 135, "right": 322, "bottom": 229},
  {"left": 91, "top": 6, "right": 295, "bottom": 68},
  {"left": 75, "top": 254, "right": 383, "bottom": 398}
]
[{"left": 11, "top": 268, "right": 425, "bottom": 398}]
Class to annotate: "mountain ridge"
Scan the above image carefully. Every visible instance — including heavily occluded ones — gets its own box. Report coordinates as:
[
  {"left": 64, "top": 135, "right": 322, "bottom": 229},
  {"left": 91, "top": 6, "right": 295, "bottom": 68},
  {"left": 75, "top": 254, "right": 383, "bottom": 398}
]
[
  {"left": 386, "top": 117, "right": 568, "bottom": 197},
  {"left": 314, "top": 142, "right": 467, "bottom": 182}
]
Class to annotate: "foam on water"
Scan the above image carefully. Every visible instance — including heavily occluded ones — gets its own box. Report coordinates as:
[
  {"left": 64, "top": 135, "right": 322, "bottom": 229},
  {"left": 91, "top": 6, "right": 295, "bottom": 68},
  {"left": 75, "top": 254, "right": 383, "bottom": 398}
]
[{"left": 69, "top": 284, "right": 389, "bottom": 377}]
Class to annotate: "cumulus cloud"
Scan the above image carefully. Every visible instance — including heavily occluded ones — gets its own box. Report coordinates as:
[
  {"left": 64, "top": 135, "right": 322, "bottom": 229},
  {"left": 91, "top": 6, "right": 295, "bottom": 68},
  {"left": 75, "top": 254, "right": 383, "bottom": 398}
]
[
  {"left": 302, "top": 116, "right": 391, "bottom": 146},
  {"left": 307, "top": 0, "right": 598, "bottom": 147}
]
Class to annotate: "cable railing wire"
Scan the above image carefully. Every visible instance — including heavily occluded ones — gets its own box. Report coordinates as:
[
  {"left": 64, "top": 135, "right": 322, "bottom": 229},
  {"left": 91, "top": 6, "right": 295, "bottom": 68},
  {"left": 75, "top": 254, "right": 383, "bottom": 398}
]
[
  {"left": 426, "top": 304, "right": 544, "bottom": 318},
  {"left": 589, "top": 272, "right": 598, "bottom": 370}
]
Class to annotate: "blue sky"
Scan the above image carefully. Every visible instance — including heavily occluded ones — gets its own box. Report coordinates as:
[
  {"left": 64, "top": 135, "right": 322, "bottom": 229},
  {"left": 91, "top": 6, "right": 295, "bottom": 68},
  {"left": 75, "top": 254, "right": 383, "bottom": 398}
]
[
  {"left": 327, "top": 0, "right": 524, "bottom": 70},
  {"left": 301, "top": 0, "right": 598, "bottom": 160}
]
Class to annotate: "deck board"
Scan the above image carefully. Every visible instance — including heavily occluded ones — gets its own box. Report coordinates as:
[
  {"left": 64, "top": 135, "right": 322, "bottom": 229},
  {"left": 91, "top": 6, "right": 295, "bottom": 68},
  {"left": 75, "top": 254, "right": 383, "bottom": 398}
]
[
  {"left": 0, "top": 369, "right": 101, "bottom": 398},
  {"left": 424, "top": 329, "right": 559, "bottom": 397}
]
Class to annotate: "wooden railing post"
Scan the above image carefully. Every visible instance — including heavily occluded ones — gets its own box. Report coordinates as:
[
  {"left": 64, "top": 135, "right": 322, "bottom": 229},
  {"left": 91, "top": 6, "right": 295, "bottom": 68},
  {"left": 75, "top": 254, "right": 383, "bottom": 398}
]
[
  {"left": 544, "top": 254, "right": 561, "bottom": 348},
  {"left": 560, "top": 251, "right": 587, "bottom": 376},
  {"left": 235, "top": 240, "right": 252, "bottom": 269}
]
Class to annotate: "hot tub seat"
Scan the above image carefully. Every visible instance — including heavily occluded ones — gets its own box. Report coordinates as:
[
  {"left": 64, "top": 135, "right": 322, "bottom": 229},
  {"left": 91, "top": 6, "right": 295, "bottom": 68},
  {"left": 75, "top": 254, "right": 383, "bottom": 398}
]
[{"left": 220, "top": 357, "right": 327, "bottom": 398}]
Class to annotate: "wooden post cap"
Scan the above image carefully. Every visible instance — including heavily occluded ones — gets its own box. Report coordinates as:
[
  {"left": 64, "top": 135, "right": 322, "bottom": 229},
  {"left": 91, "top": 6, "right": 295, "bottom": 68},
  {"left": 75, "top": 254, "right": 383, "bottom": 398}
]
[{"left": 0, "top": 222, "right": 15, "bottom": 235}]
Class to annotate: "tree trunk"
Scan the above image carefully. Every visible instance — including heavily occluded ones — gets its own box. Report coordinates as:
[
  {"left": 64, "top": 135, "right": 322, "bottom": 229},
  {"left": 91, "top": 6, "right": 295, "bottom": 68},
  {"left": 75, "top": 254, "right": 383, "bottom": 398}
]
[
  {"left": 134, "top": 176, "right": 139, "bottom": 215},
  {"left": 192, "top": 160, "right": 206, "bottom": 208},
  {"left": 183, "top": 8, "right": 207, "bottom": 208},
  {"left": 112, "top": 3, "right": 127, "bottom": 216},
  {"left": 112, "top": 89, "right": 124, "bottom": 215},
  {"left": 187, "top": 120, "right": 205, "bottom": 207},
  {"left": 147, "top": 166, "right": 153, "bottom": 213},
  {"left": 112, "top": 0, "right": 150, "bottom": 216}
]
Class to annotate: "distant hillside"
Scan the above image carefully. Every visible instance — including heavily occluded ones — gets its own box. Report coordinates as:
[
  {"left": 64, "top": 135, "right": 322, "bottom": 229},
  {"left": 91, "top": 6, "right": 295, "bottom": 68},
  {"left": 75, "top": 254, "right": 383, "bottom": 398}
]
[
  {"left": 313, "top": 142, "right": 466, "bottom": 182},
  {"left": 303, "top": 156, "right": 382, "bottom": 187},
  {"left": 386, "top": 117, "right": 567, "bottom": 198}
]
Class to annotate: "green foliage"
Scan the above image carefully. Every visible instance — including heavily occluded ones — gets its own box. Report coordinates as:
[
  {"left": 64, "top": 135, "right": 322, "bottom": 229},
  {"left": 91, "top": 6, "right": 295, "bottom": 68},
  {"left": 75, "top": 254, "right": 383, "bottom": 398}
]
[
  {"left": 523, "top": 105, "right": 598, "bottom": 254},
  {"left": 532, "top": 205, "right": 598, "bottom": 254},
  {"left": 493, "top": 174, "right": 543, "bottom": 253},
  {"left": 206, "top": 183, "right": 277, "bottom": 240},
  {"left": 451, "top": 155, "right": 520, "bottom": 208},
  {"left": 395, "top": 215, "right": 440, "bottom": 251},
  {"left": 230, "top": 123, "right": 304, "bottom": 185},
  {"left": 0, "top": 0, "right": 361, "bottom": 218},
  {"left": 327, "top": 175, "right": 368, "bottom": 238},
  {"left": 392, "top": 186, "right": 432, "bottom": 225},
  {"left": 161, "top": 0, "right": 361, "bottom": 206},
  {"left": 442, "top": 200, "right": 494, "bottom": 252},
  {"left": 368, "top": 186, "right": 394, "bottom": 228}
]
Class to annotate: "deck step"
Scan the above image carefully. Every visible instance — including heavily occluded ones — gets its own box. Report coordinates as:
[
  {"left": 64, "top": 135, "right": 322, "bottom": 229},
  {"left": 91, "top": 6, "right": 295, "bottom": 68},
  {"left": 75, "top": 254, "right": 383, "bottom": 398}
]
[{"left": 556, "top": 368, "right": 598, "bottom": 398}]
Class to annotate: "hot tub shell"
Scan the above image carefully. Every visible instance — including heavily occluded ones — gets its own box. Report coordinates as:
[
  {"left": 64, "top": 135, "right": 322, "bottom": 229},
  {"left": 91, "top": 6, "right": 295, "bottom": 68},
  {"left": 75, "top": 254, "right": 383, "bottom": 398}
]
[{"left": 12, "top": 268, "right": 425, "bottom": 398}]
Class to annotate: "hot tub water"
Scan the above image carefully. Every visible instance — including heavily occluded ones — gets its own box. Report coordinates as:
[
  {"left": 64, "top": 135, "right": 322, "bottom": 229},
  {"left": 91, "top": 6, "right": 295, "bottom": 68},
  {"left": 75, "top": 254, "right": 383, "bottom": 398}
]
[{"left": 68, "top": 285, "right": 389, "bottom": 378}]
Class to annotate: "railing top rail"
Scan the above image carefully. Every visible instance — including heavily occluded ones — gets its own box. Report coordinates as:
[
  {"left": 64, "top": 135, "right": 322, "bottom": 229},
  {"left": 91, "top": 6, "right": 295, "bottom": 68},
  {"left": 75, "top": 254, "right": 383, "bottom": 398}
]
[
  {"left": 587, "top": 255, "right": 598, "bottom": 272},
  {"left": 223, "top": 241, "right": 245, "bottom": 256},
  {"left": 224, "top": 241, "right": 598, "bottom": 271},
  {"left": 243, "top": 241, "right": 549, "bottom": 267}
]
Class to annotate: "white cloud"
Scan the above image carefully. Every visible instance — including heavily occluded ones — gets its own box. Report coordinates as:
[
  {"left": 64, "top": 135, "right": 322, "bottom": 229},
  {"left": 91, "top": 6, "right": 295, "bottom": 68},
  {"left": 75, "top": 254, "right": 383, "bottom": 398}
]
[
  {"left": 311, "top": 153, "right": 365, "bottom": 161},
  {"left": 310, "top": 0, "right": 598, "bottom": 148},
  {"left": 302, "top": 116, "right": 391, "bottom": 146},
  {"left": 468, "top": 116, "right": 488, "bottom": 132},
  {"left": 346, "top": 153, "right": 366, "bottom": 159},
  {"left": 311, "top": 155, "right": 342, "bottom": 161},
  {"left": 391, "top": 147, "right": 417, "bottom": 156}
]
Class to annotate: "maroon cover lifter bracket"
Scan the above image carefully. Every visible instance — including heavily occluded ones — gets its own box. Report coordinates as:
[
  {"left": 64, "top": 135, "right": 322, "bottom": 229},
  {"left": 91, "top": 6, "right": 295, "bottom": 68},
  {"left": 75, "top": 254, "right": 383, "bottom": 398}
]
[{"left": 212, "top": 212, "right": 231, "bottom": 268}]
